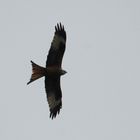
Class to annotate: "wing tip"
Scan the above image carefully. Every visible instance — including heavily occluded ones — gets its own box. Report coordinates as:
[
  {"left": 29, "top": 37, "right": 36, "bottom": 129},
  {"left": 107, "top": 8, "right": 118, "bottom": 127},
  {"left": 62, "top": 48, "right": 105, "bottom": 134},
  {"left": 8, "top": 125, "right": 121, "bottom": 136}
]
[
  {"left": 49, "top": 104, "right": 62, "bottom": 119},
  {"left": 54, "top": 22, "right": 66, "bottom": 40},
  {"left": 55, "top": 22, "right": 65, "bottom": 32}
]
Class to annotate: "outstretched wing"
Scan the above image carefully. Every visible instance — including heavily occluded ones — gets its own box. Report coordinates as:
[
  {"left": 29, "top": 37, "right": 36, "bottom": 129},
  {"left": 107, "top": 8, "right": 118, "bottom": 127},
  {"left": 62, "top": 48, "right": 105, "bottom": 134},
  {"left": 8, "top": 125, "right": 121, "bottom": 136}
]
[
  {"left": 45, "top": 76, "right": 62, "bottom": 119},
  {"left": 46, "top": 23, "right": 66, "bottom": 68}
]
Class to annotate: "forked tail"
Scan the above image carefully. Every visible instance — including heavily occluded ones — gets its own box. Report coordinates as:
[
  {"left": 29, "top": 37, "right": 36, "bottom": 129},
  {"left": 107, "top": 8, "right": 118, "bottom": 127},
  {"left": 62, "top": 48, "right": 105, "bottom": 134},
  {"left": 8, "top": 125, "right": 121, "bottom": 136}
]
[{"left": 27, "top": 61, "right": 46, "bottom": 85}]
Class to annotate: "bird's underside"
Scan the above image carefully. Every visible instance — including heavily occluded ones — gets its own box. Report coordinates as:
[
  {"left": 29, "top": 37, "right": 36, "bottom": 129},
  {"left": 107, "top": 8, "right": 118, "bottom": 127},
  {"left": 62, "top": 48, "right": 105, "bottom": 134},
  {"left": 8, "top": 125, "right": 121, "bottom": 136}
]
[{"left": 27, "top": 23, "right": 67, "bottom": 119}]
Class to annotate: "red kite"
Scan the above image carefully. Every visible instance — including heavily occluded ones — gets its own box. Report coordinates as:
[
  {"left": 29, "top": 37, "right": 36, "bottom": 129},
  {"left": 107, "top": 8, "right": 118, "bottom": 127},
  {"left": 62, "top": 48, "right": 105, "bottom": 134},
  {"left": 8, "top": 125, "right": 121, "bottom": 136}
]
[{"left": 27, "top": 23, "right": 67, "bottom": 119}]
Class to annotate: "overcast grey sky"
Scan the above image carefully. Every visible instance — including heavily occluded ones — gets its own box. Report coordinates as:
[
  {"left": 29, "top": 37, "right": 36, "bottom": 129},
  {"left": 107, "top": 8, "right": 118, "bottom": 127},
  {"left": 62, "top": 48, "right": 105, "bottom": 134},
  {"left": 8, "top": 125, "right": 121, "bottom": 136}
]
[{"left": 0, "top": 0, "right": 140, "bottom": 140}]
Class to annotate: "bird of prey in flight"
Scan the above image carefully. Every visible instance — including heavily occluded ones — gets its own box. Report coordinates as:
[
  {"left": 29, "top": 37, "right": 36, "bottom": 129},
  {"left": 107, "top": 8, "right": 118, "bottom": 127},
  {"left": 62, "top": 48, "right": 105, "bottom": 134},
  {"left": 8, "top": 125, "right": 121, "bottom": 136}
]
[{"left": 27, "top": 23, "right": 67, "bottom": 119}]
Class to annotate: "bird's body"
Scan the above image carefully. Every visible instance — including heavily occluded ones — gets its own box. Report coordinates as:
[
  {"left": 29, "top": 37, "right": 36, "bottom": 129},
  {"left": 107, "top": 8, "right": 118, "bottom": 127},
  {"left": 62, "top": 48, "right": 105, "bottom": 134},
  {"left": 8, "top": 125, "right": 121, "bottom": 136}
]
[
  {"left": 46, "top": 66, "right": 67, "bottom": 76},
  {"left": 27, "top": 23, "right": 67, "bottom": 119}
]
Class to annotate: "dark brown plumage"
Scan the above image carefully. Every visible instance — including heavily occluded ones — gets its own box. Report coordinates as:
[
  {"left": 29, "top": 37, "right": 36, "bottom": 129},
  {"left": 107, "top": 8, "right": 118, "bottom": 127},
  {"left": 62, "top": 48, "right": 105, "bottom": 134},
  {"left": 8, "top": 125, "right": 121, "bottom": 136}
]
[{"left": 27, "top": 23, "right": 67, "bottom": 119}]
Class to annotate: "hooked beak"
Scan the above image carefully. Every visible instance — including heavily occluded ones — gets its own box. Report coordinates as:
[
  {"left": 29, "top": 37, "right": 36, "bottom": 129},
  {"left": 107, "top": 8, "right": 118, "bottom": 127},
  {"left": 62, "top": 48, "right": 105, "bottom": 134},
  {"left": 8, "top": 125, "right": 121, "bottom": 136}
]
[{"left": 62, "top": 70, "right": 67, "bottom": 75}]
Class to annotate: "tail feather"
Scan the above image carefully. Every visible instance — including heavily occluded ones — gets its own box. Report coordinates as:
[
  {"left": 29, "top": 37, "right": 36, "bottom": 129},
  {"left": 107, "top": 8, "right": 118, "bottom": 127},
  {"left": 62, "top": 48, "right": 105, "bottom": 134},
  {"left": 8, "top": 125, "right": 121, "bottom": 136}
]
[{"left": 27, "top": 61, "right": 46, "bottom": 85}]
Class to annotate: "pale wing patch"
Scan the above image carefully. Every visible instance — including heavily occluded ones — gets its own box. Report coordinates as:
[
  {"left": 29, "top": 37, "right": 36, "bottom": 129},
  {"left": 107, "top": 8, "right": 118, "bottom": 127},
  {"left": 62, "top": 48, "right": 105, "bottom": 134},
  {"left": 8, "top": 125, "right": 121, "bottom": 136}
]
[
  {"left": 47, "top": 93, "right": 61, "bottom": 109},
  {"left": 52, "top": 35, "right": 65, "bottom": 50}
]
